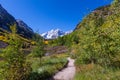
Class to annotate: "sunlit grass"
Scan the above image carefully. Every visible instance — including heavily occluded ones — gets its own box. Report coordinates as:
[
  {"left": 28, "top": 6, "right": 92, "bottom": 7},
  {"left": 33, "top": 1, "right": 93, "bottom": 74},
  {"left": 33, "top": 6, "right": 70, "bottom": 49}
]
[
  {"left": 74, "top": 64, "right": 120, "bottom": 80},
  {"left": 27, "top": 54, "right": 68, "bottom": 79}
]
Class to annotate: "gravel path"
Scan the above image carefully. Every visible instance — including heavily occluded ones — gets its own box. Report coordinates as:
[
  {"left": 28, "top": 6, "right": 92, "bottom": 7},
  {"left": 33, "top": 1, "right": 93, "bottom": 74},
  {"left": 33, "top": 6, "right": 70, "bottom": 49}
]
[{"left": 53, "top": 57, "right": 76, "bottom": 80}]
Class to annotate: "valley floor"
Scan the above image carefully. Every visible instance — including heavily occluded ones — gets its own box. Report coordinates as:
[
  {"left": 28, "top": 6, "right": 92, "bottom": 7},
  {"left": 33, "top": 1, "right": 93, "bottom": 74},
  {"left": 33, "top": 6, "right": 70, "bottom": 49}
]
[{"left": 53, "top": 57, "right": 76, "bottom": 80}]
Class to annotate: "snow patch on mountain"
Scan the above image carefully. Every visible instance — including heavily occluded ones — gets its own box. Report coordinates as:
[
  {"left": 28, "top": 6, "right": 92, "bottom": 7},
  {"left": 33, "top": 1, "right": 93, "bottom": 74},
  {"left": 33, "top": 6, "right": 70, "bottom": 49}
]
[{"left": 41, "top": 29, "right": 72, "bottom": 39}]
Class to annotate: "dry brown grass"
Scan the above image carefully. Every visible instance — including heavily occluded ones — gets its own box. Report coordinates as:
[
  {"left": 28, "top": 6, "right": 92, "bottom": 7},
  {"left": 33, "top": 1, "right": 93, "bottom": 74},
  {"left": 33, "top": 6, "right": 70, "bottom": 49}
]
[{"left": 76, "top": 63, "right": 96, "bottom": 72}]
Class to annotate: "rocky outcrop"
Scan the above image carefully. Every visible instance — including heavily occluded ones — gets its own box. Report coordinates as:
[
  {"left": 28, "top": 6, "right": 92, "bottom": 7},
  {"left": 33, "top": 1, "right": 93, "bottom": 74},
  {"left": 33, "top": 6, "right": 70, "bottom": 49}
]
[
  {"left": 45, "top": 46, "right": 68, "bottom": 56},
  {"left": 0, "top": 40, "right": 8, "bottom": 48},
  {"left": 16, "top": 20, "right": 34, "bottom": 38}
]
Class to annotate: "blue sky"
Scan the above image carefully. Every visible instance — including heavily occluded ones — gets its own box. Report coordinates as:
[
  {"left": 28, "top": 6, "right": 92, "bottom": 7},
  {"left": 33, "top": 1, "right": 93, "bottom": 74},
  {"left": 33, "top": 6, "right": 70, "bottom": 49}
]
[{"left": 0, "top": 0, "right": 113, "bottom": 33}]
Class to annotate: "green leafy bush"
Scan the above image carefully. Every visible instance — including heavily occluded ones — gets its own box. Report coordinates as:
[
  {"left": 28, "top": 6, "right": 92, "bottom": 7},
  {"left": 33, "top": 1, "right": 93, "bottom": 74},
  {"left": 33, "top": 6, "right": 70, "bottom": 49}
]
[{"left": 0, "top": 25, "right": 31, "bottom": 80}]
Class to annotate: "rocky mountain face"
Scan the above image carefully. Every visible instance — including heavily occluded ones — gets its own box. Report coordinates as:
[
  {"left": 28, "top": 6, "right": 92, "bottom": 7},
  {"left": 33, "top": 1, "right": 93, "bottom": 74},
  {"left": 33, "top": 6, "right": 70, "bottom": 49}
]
[
  {"left": 0, "top": 40, "right": 8, "bottom": 48},
  {"left": 41, "top": 29, "right": 72, "bottom": 39},
  {"left": 0, "top": 4, "right": 34, "bottom": 38},
  {"left": 0, "top": 4, "right": 15, "bottom": 31},
  {"left": 16, "top": 20, "right": 34, "bottom": 38}
]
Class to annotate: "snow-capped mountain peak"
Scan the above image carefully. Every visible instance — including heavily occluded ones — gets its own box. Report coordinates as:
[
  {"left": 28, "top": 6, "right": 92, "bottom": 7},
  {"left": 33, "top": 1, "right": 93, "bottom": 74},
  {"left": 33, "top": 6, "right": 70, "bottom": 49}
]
[{"left": 41, "top": 29, "right": 72, "bottom": 39}]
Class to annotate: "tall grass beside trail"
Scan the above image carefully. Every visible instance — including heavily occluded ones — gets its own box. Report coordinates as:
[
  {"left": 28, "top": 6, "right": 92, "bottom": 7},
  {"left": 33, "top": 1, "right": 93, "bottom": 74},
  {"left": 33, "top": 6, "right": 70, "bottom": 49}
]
[
  {"left": 74, "top": 63, "right": 120, "bottom": 80},
  {"left": 27, "top": 54, "right": 68, "bottom": 80}
]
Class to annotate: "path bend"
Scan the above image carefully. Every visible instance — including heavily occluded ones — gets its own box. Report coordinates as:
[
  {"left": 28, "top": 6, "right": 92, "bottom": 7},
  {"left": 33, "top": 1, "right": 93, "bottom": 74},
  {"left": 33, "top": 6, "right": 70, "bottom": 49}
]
[{"left": 53, "top": 57, "right": 76, "bottom": 80}]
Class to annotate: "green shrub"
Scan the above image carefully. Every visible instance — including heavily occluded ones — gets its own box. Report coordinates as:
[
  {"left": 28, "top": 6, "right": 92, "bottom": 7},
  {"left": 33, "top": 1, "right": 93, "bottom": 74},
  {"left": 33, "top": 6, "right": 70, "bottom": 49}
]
[{"left": 0, "top": 25, "right": 31, "bottom": 80}]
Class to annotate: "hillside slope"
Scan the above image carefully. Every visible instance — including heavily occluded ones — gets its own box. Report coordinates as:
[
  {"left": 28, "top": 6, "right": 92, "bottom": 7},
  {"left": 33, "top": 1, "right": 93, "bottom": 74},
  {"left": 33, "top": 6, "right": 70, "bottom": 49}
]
[
  {"left": 0, "top": 4, "right": 34, "bottom": 38},
  {"left": 75, "top": 0, "right": 120, "bottom": 31},
  {"left": 71, "top": 0, "right": 120, "bottom": 65}
]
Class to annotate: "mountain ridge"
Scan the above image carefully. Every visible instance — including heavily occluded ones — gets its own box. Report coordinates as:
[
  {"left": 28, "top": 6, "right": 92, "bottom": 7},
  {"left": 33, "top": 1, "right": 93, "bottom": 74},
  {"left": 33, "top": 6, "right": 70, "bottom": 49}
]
[
  {"left": 0, "top": 4, "right": 34, "bottom": 38},
  {"left": 41, "top": 29, "right": 72, "bottom": 39}
]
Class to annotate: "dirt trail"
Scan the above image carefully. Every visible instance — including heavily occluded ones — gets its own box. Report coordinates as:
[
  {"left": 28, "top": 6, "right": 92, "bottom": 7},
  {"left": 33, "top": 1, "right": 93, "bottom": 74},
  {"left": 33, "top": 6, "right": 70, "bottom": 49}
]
[{"left": 53, "top": 57, "right": 76, "bottom": 80}]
